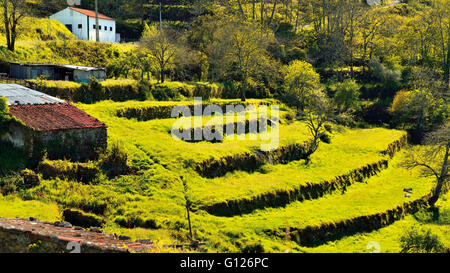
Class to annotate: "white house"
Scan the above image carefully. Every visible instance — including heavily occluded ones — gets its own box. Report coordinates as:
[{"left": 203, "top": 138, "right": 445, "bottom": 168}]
[{"left": 50, "top": 7, "right": 119, "bottom": 43}]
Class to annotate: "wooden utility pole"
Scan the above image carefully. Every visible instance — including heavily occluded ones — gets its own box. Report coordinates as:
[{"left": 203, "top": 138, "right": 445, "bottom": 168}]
[
  {"left": 159, "top": 1, "right": 163, "bottom": 32},
  {"left": 95, "top": 0, "right": 99, "bottom": 42}
]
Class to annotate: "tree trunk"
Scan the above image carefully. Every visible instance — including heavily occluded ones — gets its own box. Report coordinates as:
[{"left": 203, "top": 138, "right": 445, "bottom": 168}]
[
  {"left": 252, "top": 0, "right": 256, "bottom": 20},
  {"left": 445, "top": 24, "right": 450, "bottom": 90},
  {"left": 236, "top": 0, "right": 245, "bottom": 15},
  {"left": 268, "top": 0, "right": 278, "bottom": 26},
  {"left": 241, "top": 78, "right": 246, "bottom": 102},
  {"left": 430, "top": 143, "right": 449, "bottom": 206},
  {"left": 429, "top": 176, "right": 446, "bottom": 206},
  {"left": 3, "top": 0, "right": 11, "bottom": 51}
]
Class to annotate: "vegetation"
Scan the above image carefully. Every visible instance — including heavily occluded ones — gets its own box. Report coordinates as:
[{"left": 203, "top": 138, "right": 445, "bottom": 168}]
[{"left": 0, "top": 0, "right": 448, "bottom": 253}]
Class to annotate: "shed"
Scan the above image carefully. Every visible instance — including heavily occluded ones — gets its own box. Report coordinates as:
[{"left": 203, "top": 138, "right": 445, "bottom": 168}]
[
  {"left": 0, "top": 84, "right": 107, "bottom": 161},
  {"left": 10, "top": 63, "right": 106, "bottom": 83}
]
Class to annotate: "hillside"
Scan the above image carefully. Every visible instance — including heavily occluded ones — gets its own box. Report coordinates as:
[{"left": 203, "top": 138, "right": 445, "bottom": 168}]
[{"left": 0, "top": 0, "right": 448, "bottom": 255}]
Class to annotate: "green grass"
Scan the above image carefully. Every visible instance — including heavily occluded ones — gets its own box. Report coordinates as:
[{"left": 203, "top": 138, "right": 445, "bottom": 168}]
[
  {"left": 190, "top": 128, "right": 405, "bottom": 208},
  {"left": 0, "top": 195, "right": 60, "bottom": 221},
  {"left": 2, "top": 97, "right": 443, "bottom": 253},
  {"left": 303, "top": 193, "right": 450, "bottom": 253},
  {"left": 183, "top": 151, "right": 437, "bottom": 252}
]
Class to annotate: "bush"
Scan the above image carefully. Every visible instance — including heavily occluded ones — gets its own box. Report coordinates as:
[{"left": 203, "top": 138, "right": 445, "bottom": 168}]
[
  {"left": 0, "top": 97, "right": 12, "bottom": 136},
  {"left": 368, "top": 59, "right": 402, "bottom": 97},
  {"left": 99, "top": 142, "right": 131, "bottom": 178},
  {"left": 241, "top": 241, "right": 265, "bottom": 253},
  {"left": 34, "top": 79, "right": 147, "bottom": 103},
  {"left": 333, "top": 79, "right": 361, "bottom": 113},
  {"left": 0, "top": 174, "right": 24, "bottom": 195},
  {"left": 400, "top": 226, "right": 446, "bottom": 253},
  {"left": 38, "top": 159, "right": 100, "bottom": 184}
]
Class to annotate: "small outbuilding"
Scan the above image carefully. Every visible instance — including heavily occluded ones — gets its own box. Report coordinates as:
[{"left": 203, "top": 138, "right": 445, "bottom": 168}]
[
  {"left": 10, "top": 63, "right": 107, "bottom": 83},
  {"left": 0, "top": 84, "right": 107, "bottom": 161}
]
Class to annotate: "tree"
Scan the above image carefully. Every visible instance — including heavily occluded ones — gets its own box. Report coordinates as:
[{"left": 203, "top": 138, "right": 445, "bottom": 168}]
[
  {"left": 208, "top": 18, "right": 271, "bottom": 101},
  {"left": 228, "top": 20, "right": 270, "bottom": 101},
  {"left": 304, "top": 89, "right": 334, "bottom": 162},
  {"left": 283, "top": 60, "right": 321, "bottom": 112},
  {"left": 140, "top": 25, "right": 177, "bottom": 83},
  {"left": 3, "top": 0, "right": 27, "bottom": 51},
  {"left": 390, "top": 88, "right": 448, "bottom": 141},
  {"left": 401, "top": 122, "right": 449, "bottom": 207}
]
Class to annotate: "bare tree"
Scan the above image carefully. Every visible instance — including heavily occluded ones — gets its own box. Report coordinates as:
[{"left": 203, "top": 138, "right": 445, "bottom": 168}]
[
  {"left": 3, "top": 0, "right": 27, "bottom": 51},
  {"left": 401, "top": 122, "right": 449, "bottom": 206},
  {"left": 140, "top": 29, "right": 177, "bottom": 83}
]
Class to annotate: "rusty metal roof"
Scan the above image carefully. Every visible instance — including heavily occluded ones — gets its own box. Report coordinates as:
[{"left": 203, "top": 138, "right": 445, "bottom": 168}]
[
  {"left": 0, "top": 84, "right": 65, "bottom": 106},
  {"left": 11, "top": 63, "right": 105, "bottom": 71}
]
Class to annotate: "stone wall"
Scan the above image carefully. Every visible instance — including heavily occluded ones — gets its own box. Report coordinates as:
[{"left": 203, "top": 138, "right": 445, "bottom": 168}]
[
  {"left": 0, "top": 217, "right": 152, "bottom": 253},
  {"left": 35, "top": 127, "right": 107, "bottom": 161}
]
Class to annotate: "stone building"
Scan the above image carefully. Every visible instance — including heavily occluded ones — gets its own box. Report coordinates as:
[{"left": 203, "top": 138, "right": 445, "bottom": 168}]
[{"left": 0, "top": 84, "right": 107, "bottom": 161}]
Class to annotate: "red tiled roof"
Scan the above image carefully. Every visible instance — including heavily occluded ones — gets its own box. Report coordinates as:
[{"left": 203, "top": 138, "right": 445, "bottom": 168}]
[
  {"left": 69, "top": 7, "right": 114, "bottom": 20},
  {"left": 9, "top": 103, "right": 106, "bottom": 131}
]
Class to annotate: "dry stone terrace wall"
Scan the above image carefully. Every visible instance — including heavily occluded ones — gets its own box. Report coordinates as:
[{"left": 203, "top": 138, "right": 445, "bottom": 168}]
[
  {"left": 279, "top": 193, "right": 432, "bottom": 246},
  {"left": 0, "top": 217, "right": 153, "bottom": 253},
  {"left": 116, "top": 101, "right": 273, "bottom": 121},
  {"left": 195, "top": 135, "right": 408, "bottom": 216}
]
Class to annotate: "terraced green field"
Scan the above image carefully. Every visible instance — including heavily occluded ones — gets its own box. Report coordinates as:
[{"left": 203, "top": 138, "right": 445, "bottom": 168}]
[{"left": 1, "top": 98, "right": 447, "bottom": 252}]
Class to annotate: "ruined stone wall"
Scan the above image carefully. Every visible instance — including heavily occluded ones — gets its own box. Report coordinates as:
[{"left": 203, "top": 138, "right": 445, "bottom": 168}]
[
  {"left": 0, "top": 217, "right": 152, "bottom": 253},
  {"left": 35, "top": 127, "right": 107, "bottom": 161}
]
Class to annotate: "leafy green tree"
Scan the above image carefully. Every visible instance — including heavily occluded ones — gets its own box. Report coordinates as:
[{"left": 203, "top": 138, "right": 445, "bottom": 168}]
[
  {"left": 390, "top": 88, "right": 448, "bottom": 140},
  {"left": 283, "top": 60, "right": 321, "bottom": 113}
]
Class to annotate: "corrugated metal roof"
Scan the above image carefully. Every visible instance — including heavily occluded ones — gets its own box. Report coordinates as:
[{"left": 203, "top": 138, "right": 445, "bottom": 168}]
[
  {"left": 56, "top": 64, "right": 104, "bottom": 71},
  {"left": 69, "top": 7, "right": 115, "bottom": 21},
  {"left": 0, "top": 84, "right": 65, "bottom": 106},
  {"left": 11, "top": 63, "right": 105, "bottom": 71}
]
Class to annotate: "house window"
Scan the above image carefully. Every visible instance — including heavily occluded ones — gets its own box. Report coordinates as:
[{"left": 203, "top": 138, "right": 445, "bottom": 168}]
[
  {"left": 104, "top": 26, "right": 107, "bottom": 30},
  {"left": 78, "top": 24, "right": 82, "bottom": 29},
  {"left": 93, "top": 24, "right": 96, "bottom": 29},
  {"left": 110, "top": 27, "right": 113, "bottom": 31},
  {"left": 65, "top": 24, "right": 72, "bottom": 32},
  {"left": 99, "top": 25, "right": 101, "bottom": 30}
]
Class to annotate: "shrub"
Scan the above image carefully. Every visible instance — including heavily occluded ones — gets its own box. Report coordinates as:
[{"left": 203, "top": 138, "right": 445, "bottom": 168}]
[
  {"left": 38, "top": 159, "right": 100, "bottom": 184},
  {"left": 20, "top": 169, "right": 40, "bottom": 187},
  {"left": 400, "top": 226, "right": 445, "bottom": 253},
  {"left": 241, "top": 241, "right": 265, "bottom": 253},
  {"left": 368, "top": 59, "right": 402, "bottom": 97},
  {"left": 0, "top": 174, "right": 24, "bottom": 195},
  {"left": 333, "top": 79, "right": 361, "bottom": 113},
  {"left": 0, "top": 96, "right": 12, "bottom": 136},
  {"left": 98, "top": 142, "right": 131, "bottom": 178}
]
